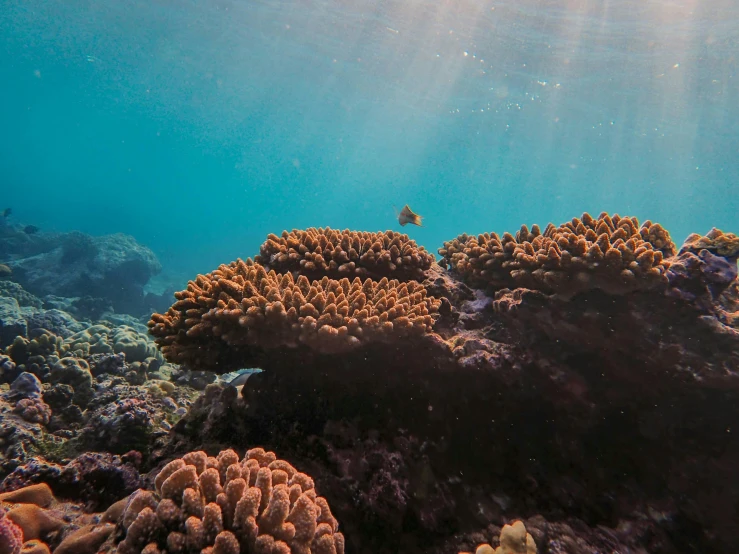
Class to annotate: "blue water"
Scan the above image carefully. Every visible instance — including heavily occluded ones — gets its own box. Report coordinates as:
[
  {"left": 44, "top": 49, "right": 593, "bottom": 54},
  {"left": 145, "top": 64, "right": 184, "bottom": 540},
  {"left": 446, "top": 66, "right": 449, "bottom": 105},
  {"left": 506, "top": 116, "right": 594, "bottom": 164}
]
[{"left": 1, "top": 0, "right": 737, "bottom": 283}]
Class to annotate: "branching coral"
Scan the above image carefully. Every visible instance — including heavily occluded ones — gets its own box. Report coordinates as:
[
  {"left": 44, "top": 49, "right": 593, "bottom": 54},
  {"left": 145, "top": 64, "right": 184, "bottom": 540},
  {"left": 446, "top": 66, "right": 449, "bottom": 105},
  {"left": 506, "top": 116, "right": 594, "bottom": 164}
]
[
  {"left": 255, "top": 228, "right": 435, "bottom": 282},
  {"left": 439, "top": 212, "right": 675, "bottom": 297},
  {"left": 115, "top": 447, "right": 344, "bottom": 554},
  {"left": 149, "top": 259, "right": 439, "bottom": 371}
]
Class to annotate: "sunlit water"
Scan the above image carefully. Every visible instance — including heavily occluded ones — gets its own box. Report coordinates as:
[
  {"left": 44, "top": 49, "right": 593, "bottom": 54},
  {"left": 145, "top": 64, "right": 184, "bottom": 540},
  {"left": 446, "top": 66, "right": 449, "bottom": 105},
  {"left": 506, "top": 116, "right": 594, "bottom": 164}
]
[{"left": 1, "top": 0, "right": 736, "bottom": 283}]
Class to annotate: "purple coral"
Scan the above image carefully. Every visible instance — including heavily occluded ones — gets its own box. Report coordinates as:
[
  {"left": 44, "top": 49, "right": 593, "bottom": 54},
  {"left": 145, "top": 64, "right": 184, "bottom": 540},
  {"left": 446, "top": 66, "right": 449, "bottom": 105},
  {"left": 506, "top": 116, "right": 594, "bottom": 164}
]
[
  {"left": 13, "top": 397, "right": 52, "bottom": 425},
  {"left": 0, "top": 508, "right": 23, "bottom": 554}
]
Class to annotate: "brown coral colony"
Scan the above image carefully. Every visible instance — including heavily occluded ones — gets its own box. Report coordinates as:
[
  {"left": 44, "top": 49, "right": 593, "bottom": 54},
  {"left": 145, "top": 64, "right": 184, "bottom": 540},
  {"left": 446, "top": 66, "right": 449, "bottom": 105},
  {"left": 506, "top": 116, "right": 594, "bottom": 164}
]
[
  {"left": 149, "top": 228, "right": 440, "bottom": 371},
  {"left": 255, "top": 227, "right": 435, "bottom": 281},
  {"left": 117, "top": 447, "right": 344, "bottom": 554},
  {"left": 149, "top": 214, "right": 684, "bottom": 370},
  {"left": 439, "top": 212, "right": 676, "bottom": 296}
]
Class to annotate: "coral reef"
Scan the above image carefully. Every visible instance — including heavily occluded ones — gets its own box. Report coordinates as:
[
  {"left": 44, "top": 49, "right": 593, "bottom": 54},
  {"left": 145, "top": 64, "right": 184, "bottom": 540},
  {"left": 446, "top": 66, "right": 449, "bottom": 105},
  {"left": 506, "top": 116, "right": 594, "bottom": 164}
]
[
  {"left": 147, "top": 218, "right": 739, "bottom": 553},
  {"left": 439, "top": 212, "right": 674, "bottom": 297},
  {"left": 0, "top": 215, "right": 738, "bottom": 554},
  {"left": 490, "top": 226, "right": 739, "bottom": 384},
  {"left": 255, "top": 228, "right": 435, "bottom": 281},
  {"left": 0, "top": 324, "right": 192, "bottom": 478},
  {"left": 2, "top": 323, "right": 162, "bottom": 385},
  {"left": 114, "top": 447, "right": 344, "bottom": 554},
  {"left": 666, "top": 228, "right": 739, "bottom": 317},
  {"left": 149, "top": 259, "right": 439, "bottom": 371},
  {"left": 6, "top": 330, "right": 63, "bottom": 382}
]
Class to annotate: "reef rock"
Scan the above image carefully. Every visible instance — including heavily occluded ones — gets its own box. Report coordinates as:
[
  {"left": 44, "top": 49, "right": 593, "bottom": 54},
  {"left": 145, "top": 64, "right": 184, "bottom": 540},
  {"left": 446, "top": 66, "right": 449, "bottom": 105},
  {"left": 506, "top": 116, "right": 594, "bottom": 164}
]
[
  {"left": 0, "top": 280, "right": 43, "bottom": 308},
  {"left": 24, "top": 308, "right": 85, "bottom": 338}
]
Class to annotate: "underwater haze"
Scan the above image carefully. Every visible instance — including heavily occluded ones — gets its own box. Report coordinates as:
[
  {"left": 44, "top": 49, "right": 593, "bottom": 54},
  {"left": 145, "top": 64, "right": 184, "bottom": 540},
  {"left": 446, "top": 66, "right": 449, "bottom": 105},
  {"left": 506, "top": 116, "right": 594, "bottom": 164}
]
[
  {"left": 4, "top": 2, "right": 739, "bottom": 553},
  {"left": 1, "top": 0, "right": 737, "bottom": 281}
]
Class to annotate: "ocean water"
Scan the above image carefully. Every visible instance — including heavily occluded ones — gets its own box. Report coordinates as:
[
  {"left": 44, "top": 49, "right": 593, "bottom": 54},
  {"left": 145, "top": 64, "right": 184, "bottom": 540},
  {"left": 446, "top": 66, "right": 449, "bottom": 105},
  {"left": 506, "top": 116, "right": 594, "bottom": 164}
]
[
  {"left": 2, "top": 0, "right": 736, "bottom": 282},
  {"left": 2, "top": 3, "right": 739, "bottom": 552}
]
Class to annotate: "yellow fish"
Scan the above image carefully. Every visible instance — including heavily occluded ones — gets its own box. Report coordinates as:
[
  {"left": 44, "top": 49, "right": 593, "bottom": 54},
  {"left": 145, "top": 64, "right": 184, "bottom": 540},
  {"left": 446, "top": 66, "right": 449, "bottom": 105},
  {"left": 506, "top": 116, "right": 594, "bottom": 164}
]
[{"left": 396, "top": 204, "right": 423, "bottom": 227}]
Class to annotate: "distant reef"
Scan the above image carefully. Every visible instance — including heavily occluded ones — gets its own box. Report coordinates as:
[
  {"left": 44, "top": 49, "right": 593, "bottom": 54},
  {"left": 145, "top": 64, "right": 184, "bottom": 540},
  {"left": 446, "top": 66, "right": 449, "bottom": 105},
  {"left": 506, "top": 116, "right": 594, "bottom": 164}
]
[{"left": 0, "top": 219, "right": 167, "bottom": 316}]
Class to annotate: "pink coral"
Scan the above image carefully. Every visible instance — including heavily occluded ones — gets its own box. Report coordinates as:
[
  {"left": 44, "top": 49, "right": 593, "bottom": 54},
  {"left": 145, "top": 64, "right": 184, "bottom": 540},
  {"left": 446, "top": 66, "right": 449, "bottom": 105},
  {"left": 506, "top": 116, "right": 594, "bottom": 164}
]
[
  {"left": 0, "top": 509, "right": 23, "bottom": 554},
  {"left": 13, "top": 397, "right": 52, "bottom": 425}
]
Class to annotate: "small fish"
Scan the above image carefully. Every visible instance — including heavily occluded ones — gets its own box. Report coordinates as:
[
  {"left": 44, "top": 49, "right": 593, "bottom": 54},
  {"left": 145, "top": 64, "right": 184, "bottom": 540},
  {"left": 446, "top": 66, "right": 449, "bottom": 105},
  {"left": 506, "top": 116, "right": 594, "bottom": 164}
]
[
  {"left": 227, "top": 368, "right": 262, "bottom": 387},
  {"left": 396, "top": 204, "right": 423, "bottom": 227},
  {"left": 23, "top": 225, "right": 39, "bottom": 235},
  {"left": 1, "top": 208, "right": 11, "bottom": 217}
]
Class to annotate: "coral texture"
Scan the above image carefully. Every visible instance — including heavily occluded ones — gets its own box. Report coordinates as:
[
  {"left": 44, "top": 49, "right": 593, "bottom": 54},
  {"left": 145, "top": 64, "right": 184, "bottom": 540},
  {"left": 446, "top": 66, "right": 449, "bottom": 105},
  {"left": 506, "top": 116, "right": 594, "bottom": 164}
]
[
  {"left": 0, "top": 508, "right": 23, "bottom": 554},
  {"left": 0, "top": 281, "right": 43, "bottom": 308},
  {"left": 61, "top": 324, "right": 162, "bottom": 363},
  {"left": 255, "top": 228, "right": 435, "bottom": 281},
  {"left": 439, "top": 212, "right": 675, "bottom": 296},
  {"left": 14, "top": 453, "right": 143, "bottom": 512},
  {"left": 115, "top": 447, "right": 344, "bottom": 554},
  {"left": 13, "top": 397, "right": 51, "bottom": 425},
  {"left": 679, "top": 227, "right": 739, "bottom": 259},
  {"left": 149, "top": 259, "right": 439, "bottom": 371},
  {"left": 0, "top": 298, "right": 26, "bottom": 350}
]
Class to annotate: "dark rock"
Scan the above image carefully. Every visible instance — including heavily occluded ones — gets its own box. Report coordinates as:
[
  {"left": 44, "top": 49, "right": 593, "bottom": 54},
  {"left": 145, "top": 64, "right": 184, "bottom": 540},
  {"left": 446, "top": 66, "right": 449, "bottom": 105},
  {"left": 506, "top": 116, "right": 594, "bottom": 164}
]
[
  {"left": 41, "top": 295, "right": 74, "bottom": 312},
  {"left": 9, "top": 372, "right": 43, "bottom": 398},
  {"left": 0, "top": 280, "right": 42, "bottom": 308},
  {"left": 24, "top": 308, "right": 84, "bottom": 338},
  {"left": 69, "top": 296, "right": 113, "bottom": 321},
  {"left": 43, "top": 384, "right": 74, "bottom": 412},
  {"left": 81, "top": 397, "right": 155, "bottom": 454},
  {"left": 0, "top": 452, "right": 143, "bottom": 512},
  {"left": 172, "top": 368, "right": 217, "bottom": 390},
  {"left": 89, "top": 353, "right": 126, "bottom": 377},
  {"left": 0, "top": 355, "right": 17, "bottom": 382},
  {"left": 124, "top": 369, "right": 147, "bottom": 385}
]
